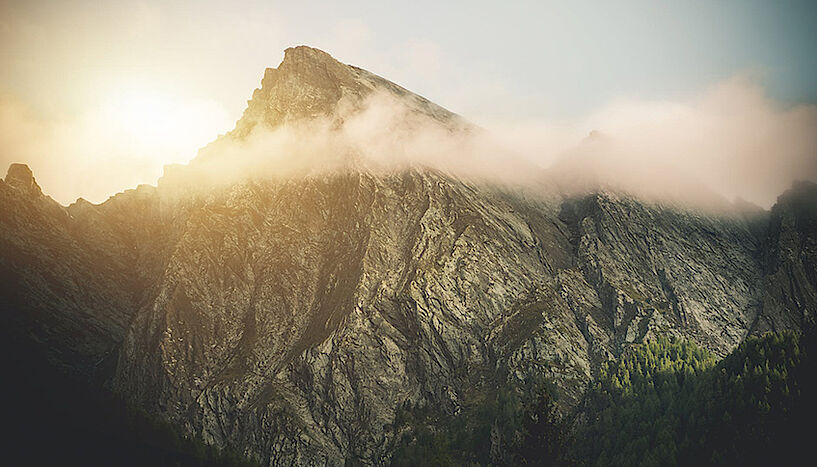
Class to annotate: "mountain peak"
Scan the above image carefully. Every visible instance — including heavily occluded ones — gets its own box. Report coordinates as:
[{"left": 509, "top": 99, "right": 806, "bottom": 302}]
[
  {"left": 230, "top": 46, "right": 368, "bottom": 137},
  {"left": 281, "top": 45, "right": 338, "bottom": 66},
  {"left": 230, "top": 45, "right": 461, "bottom": 137},
  {"left": 4, "top": 163, "right": 43, "bottom": 197},
  {"left": 272, "top": 45, "right": 356, "bottom": 86}
]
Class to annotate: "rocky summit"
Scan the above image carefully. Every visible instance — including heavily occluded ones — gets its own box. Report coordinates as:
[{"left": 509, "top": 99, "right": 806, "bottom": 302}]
[
  {"left": 1, "top": 46, "right": 815, "bottom": 465},
  {"left": 230, "top": 45, "right": 463, "bottom": 138}
]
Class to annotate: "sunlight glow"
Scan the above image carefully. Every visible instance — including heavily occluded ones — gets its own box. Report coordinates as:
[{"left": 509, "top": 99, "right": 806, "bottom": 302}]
[
  {"left": 99, "top": 87, "right": 230, "bottom": 164},
  {"left": 116, "top": 93, "right": 176, "bottom": 140},
  {"left": 0, "top": 83, "right": 235, "bottom": 204}
]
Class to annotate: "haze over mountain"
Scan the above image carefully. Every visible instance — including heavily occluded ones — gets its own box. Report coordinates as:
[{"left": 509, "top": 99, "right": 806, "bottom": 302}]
[
  {"left": 4, "top": 35, "right": 817, "bottom": 208},
  {"left": 1, "top": 46, "right": 816, "bottom": 465}
]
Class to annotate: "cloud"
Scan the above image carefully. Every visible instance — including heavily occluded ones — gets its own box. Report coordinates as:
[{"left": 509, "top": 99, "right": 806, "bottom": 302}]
[
  {"left": 4, "top": 75, "right": 814, "bottom": 211},
  {"left": 166, "top": 91, "right": 539, "bottom": 193},
  {"left": 485, "top": 76, "right": 817, "bottom": 208}
]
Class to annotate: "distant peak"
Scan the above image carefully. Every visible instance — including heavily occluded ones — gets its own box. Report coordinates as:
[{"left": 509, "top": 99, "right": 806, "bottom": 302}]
[
  {"left": 6, "top": 162, "right": 33, "bottom": 181},
  {"left": 264, "top": 46, "right": 349, "bottom": 82},
  {"left": 4, "top": 163, "right": 43, "bottom": 197}
]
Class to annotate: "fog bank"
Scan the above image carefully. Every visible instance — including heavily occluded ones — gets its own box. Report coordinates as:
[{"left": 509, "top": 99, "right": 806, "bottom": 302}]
[{"left": 2, "top": 77, "right": 815, "bottom": 209}]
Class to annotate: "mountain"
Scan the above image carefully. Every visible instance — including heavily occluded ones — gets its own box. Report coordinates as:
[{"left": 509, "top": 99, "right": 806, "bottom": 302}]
[{"left": 1, "top": 46, "right": 815, "bottom": 465}]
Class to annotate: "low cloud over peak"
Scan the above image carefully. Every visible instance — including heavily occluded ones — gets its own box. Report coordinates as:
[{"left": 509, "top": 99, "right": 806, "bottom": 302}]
[{"left": 1, "top": 67, "right": 815, "bottom": 210}]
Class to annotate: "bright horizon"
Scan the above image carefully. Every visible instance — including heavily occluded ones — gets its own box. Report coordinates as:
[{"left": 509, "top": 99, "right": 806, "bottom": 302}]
[{"left": 1, "top": 0, "right": 816, "bottom": 206}]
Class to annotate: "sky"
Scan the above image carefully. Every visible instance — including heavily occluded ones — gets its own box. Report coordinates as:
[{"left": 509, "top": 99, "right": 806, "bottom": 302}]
[{"left": 1, "top": 0, "right": 816, "bottom": 205}]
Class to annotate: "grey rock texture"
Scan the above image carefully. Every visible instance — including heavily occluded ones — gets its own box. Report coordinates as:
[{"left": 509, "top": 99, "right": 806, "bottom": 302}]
[
  {"left": 1, "top": 47, "right": 815, "bottom": 464},
  {"left": 559, "top": 193, "right": 764, "bottom": 357}
]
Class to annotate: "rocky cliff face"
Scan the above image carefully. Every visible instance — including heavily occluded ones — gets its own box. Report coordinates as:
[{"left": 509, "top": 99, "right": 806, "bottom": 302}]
[
  {"left": 1, "top": 46, "right": 815, "bottom": 465},
  {"left": 757, "top": 181, "right": 817, "bottom": 331}
]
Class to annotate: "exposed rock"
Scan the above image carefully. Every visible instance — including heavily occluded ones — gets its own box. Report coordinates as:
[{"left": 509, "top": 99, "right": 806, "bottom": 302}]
[
  {"left": 4, "top": 163, "right": 43, "bottom": 197},
  {"left": 560, "top": 193, "right": 764, "bottom": 356},
  {"left": 230, "top": 45, "right": 464, "bottom": 138},
  {"left": 756, "top": 181, "right": 817, "bottom": 331}
]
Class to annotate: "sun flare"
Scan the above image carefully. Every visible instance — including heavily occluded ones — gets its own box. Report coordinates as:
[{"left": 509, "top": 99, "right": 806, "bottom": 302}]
[
  {"left": 115, "top": 92, "right": 176, "bottom": 140},
  {"left": 99, "top": 88, "right": 230, "bottom": 158}
]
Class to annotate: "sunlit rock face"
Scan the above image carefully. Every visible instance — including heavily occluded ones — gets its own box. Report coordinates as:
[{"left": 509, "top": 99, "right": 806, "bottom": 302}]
[
  {"left": 231, "top": 45, "right": 462, "bottom": 138},
  {"left": 1, "top": 47, "right": 815, "bottom": 465}
]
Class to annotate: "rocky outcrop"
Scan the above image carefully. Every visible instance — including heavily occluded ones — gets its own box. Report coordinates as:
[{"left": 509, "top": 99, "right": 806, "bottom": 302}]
[
  {"left": 5, "top": 163, "right": 44, "bottom": 197},
  {"left": 112, "top": 170, "right": 576, "bottom": 463},
  {"left": 1, "top": 46, "right": 814, "bottom": 465}
]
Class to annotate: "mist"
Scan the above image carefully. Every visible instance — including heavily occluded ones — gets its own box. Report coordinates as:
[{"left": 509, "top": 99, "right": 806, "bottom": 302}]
[
  {"left": 166, "top": 91, "right": 543, "bottom": 191},
  {"left": 166, "top": 76, "right": 817, "bottom": 210},
  {"left": 490, "top": 76, "right": 817, "bottom": 208},
  {"left": 2, "top": 77, "right": 816, "bottom": 210}
]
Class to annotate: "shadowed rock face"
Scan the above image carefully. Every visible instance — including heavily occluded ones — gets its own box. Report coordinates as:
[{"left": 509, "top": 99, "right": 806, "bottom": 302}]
[
  {"left": 757, "top": 181, "right": 817, "bottom": 331},
  {"left": 5, "top": 163, "right": 43, "bottom": 196},
  {"left": 1, "top": 47, "right": 815, "bottom": 465},
  {"left": 0, "top": 166, "right": 189, "bottom": 379}
]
